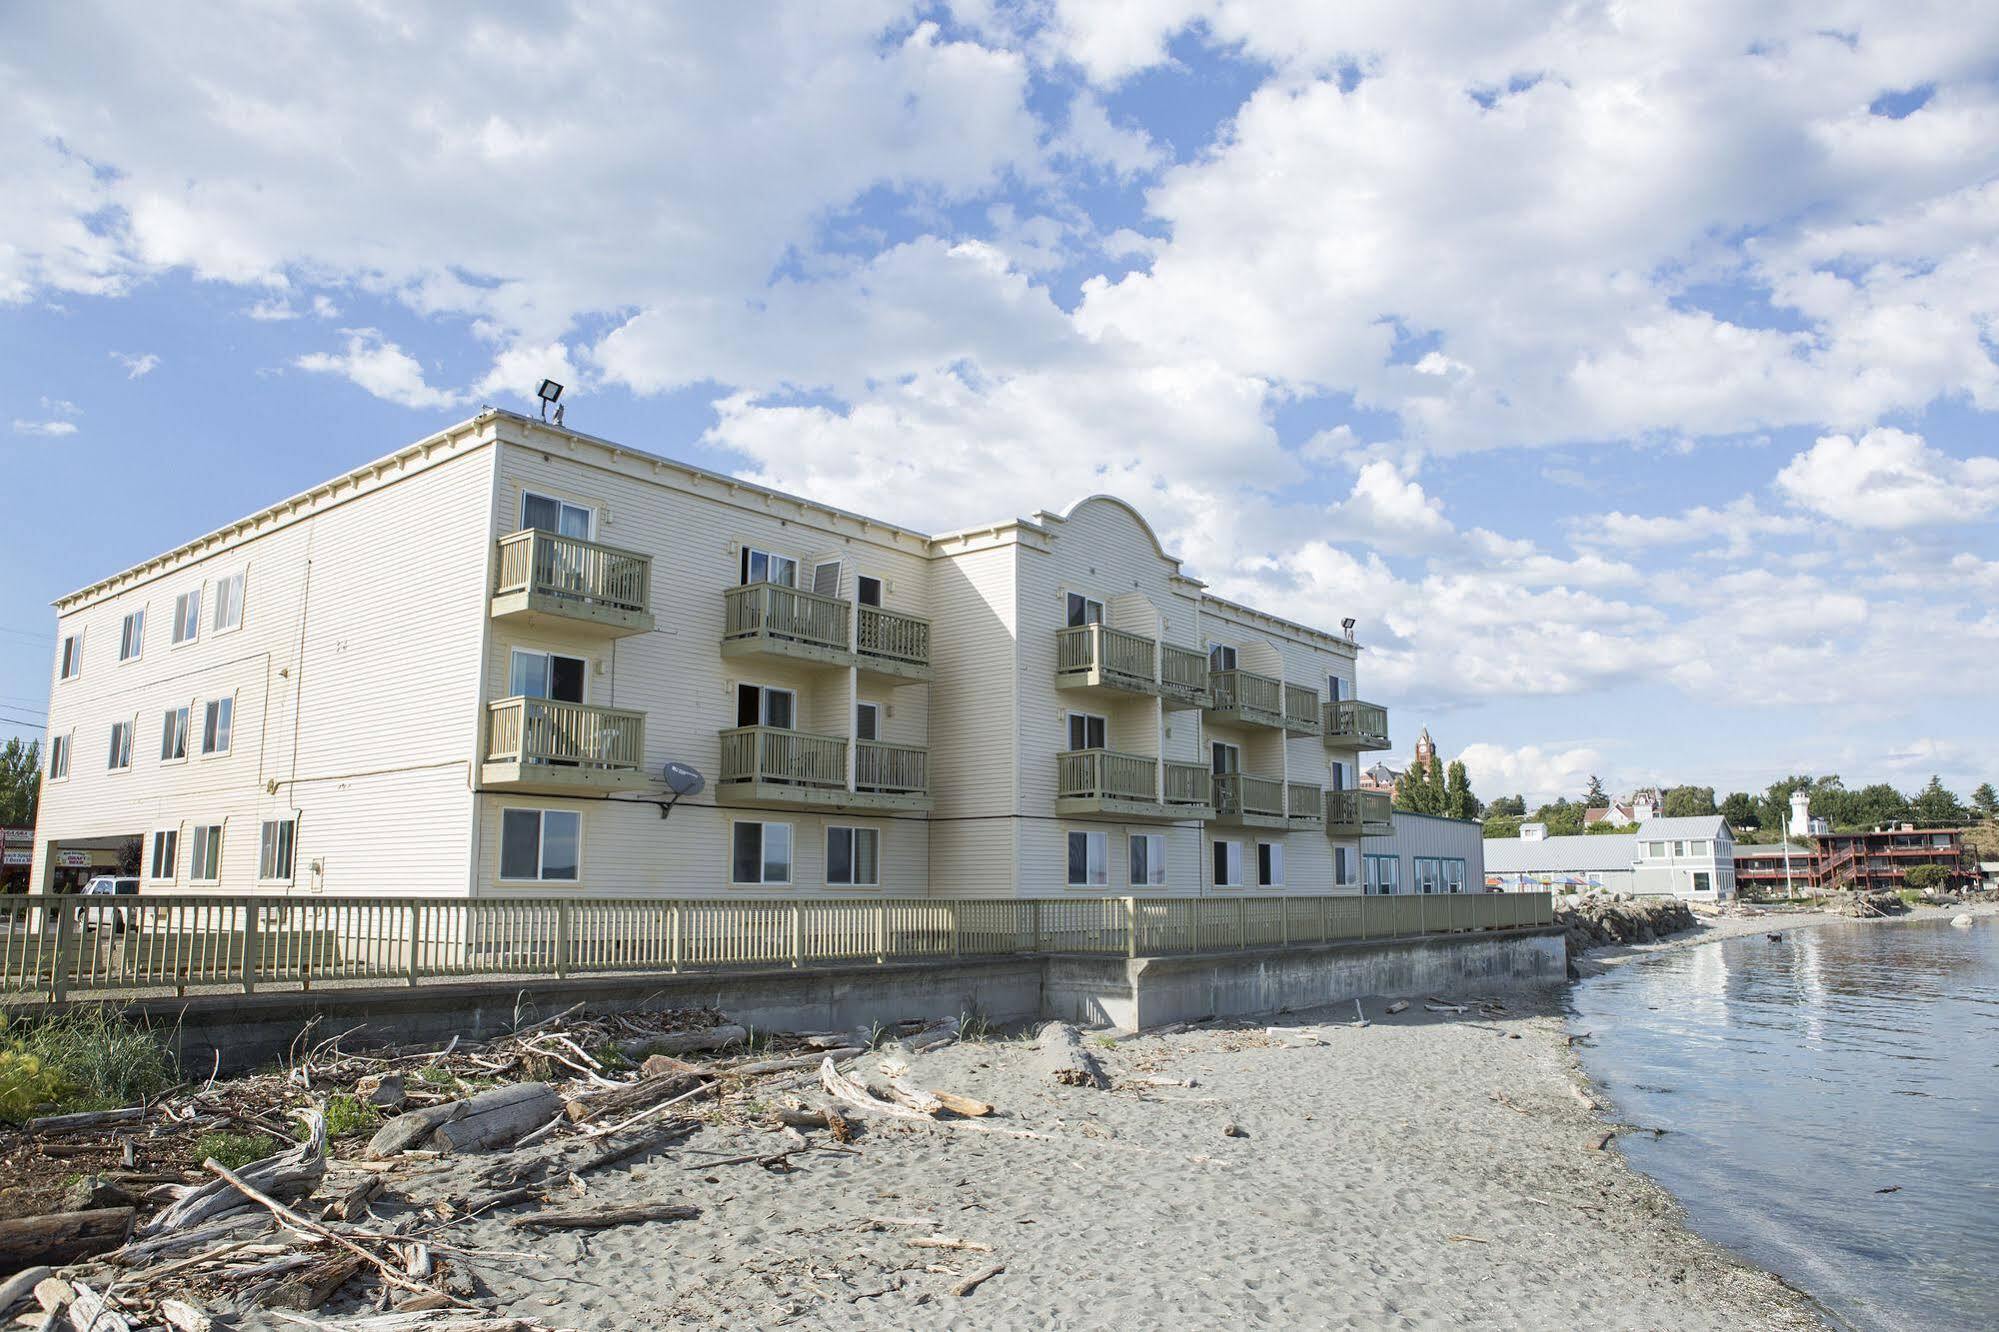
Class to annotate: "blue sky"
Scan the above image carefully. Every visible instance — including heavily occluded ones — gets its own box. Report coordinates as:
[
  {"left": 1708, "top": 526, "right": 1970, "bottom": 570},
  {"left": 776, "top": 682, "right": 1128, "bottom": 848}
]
[{"left": 3, "top": 2, "right": 1996, "bottom": 805}]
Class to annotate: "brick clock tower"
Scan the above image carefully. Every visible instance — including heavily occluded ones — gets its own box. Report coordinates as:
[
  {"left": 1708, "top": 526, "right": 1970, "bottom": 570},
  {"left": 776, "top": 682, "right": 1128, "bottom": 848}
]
[{"left": 1412, "top": 726, "right": 1436, "bottom": 770}]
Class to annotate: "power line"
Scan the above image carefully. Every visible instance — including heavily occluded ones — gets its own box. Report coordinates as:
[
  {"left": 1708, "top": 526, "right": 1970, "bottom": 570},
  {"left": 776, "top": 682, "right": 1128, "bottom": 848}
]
[{"left": 0, "top": 712, "right": 47, "bottom": 731}]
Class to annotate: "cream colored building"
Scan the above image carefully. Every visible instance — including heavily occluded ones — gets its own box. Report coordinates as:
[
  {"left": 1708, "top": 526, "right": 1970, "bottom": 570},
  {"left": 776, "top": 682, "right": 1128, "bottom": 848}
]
[{"left": 32, "top": 410, "right": 1394, "bottom": 900}]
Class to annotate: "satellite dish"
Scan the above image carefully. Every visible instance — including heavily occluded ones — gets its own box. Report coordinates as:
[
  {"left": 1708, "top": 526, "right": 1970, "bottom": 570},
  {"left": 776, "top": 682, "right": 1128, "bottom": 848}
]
[{"left": 663, "top": 763, "right": 705, "bottom": 797}]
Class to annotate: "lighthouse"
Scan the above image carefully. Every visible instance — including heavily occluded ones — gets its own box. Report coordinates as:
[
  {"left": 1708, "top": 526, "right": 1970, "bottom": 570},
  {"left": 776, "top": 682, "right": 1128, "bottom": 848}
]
[{"left": 1789, "top": 789, "right": 1812, "bottom": 838}]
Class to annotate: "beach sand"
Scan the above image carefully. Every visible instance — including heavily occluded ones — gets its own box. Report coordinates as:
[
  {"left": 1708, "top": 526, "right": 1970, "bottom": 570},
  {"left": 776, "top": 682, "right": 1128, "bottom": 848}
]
[{"left": 309, "top": 991, "right": 1827, "bottom": 1330}]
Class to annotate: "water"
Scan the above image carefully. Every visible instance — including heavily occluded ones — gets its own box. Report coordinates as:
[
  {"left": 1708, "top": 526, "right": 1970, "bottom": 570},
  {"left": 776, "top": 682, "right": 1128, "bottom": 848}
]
[{"left": 1568, "top": 917, "right": 1999, "bottom": 1331}]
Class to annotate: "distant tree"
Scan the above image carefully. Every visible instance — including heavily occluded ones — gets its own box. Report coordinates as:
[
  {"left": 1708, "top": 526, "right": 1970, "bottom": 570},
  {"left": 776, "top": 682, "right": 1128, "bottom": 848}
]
[
  {"left": 1972, "top": 783, "right": 1998, "bottom": 821},
  {"left": 1586, "top": 820, "right": 1634, "bottom": 835},
  {"left": 1481, "top": 814, "right": 1522, "bottom": 840},
  {"left": 1486, "top": 794, "right": 1526, "bottom": 817},
  {"left": 1904, "top": 864, "right": 1950, "bottom": 893},
  {"left": 1395, "top": 751, "right": 1446, "bottom": 816},
  {"left": 0, "top": 739, "right": 40, "bottom": 828},
  {"left": 1909, "top": 775, "right": 1969, "bottom": 827},
  {"left": 1444, "top": 760, "right": 1481, "bottom": 820},
  {"left": 1583, "top": 774, "right": 1608, "bottom": 809},
  {"left": 1757, "top": 774, "right": 1816, "bottom": 833},
  {"left": 1719, "top": 791, "right": 1760, "bottom": 831},
  {"left": 1661, "top": 785, "right": 1717, "bottom": 818},
  {"left": 1842, "top": 783, "right": 1910, "bottom": 829},
  {"left": 1532, "top": 798, "right": 1585, "bottom": 837}
]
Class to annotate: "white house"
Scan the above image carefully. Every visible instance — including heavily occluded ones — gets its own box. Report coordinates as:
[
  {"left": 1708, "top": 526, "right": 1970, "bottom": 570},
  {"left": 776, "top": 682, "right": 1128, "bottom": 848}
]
[{"left": 1484, "top": 815, "right": 1736, "bottom": 901}]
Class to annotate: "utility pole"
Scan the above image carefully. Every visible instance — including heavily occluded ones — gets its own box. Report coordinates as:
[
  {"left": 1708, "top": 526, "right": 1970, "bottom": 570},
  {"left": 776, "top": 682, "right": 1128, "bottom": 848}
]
[{"left": 1781, "top": 834, "right": 1795, "bottom": 900}]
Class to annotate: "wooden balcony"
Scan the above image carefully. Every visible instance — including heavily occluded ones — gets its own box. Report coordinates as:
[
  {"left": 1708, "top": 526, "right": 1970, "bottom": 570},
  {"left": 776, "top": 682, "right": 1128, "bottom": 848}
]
[
  {"left": 1325, "top": 789, "right": 1394, "bottom": 838},
  {"left": 1287, "top": 781, "right": 1324, "bottom": 830},
  {"left": 1212, "top": 773, "right": 1286, "bottom": 829},
  {"left": 491, "top": 530, "right": 653, "bottom": 638},
  {"left": 1055, "top": 750, "right": 1213, "bottom": 821},
  {"left": 716, "top": 726, "right": 930, "bottom": 812},
  {"left": 1204, "top": 669, "right": 1285, "bottom": 730},
  {"left": 1055, "top": 624, "right": 1157, "bottom": 698},
  {"left": 1322, "top": 699, "right": 1391, "bottom": 751},
  {"left": 1159, "top": 643, "right": 1209, "bottom": 710},
  {"left": 1282, "top": 683, "right": 1322, "bottom": 737},
  {"left": 722, "top": 584, "right": 931, "bottom": 680},
  {"left": 482, "top": 697, "right": 649, "bottom": 794}
]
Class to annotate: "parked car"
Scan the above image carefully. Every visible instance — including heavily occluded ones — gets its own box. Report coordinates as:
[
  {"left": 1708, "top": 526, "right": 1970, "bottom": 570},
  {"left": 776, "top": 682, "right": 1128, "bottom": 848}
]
[{"left": 76, "top": 876, "right": 141, "bottom": 932}]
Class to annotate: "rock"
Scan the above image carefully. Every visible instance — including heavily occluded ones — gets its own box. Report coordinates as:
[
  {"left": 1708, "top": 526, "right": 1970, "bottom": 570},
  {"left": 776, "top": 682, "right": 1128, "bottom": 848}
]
[
  {"left": 355, "top": 1073, "right": 405, "bottom": 1109},
  {"left": 60, "top": 1176, "right": 135, "bottom": 1213},
  {"left": 1385, "top": 1000, "right": 1409, "bottom": 1015},
  {"left": 1951, "top": 913, "right": 1974, "bottom": 928},
  {"left": 639, "top": 1053, "right": 703, "bottom": 1080},
  {"left": 1221, "top": 1122, "right": 1247, "bottom": 1138}
]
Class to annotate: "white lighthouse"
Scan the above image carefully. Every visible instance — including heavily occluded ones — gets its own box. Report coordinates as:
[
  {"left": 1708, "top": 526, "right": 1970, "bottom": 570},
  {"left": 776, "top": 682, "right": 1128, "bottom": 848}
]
[{"left": 1789, "top": 789, "right": 1812, "bottom": 838}]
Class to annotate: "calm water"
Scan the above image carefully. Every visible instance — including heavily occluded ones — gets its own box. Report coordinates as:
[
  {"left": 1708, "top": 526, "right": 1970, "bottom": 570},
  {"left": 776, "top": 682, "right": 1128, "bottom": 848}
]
[{"left": 1569, "top": 917, "right": 1999, "bottom": 1332}]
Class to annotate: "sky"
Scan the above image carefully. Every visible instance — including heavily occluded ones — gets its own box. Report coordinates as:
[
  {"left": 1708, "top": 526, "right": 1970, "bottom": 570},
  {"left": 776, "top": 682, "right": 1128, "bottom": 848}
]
[{"left": 2, "top": 1, "right": 1996, "bottom": 807}]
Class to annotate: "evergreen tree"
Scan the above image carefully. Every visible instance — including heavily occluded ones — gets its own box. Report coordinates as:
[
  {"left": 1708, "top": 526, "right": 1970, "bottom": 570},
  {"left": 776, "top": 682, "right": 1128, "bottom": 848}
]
[
  {"left": 1972, "top": 783, "right": 1998, "bottom": 821},
  {"left": 1583, "top": 774, "right": 1608, "bottom": 809},
  {"left": 1481, "top": 814, "right": 1522, "bottom": 839},
  {"left": 1444, "top": 760, "right": 1480, "bottom": 820},
  {"left": 1909, "top": 775, "right": 1969, "bottom": 826},
  {"left": 0, "top": 739, "right": 39, "bottom": 828},
  {"left": 1486, "top": 793, "right": 1526, "bottom": 817},
  {"left": 1719, "top": 791, "right": 1760, "bottom": 831},
  {"left": 1661, "top": 785, "right": 1717, "bottom": 818}
]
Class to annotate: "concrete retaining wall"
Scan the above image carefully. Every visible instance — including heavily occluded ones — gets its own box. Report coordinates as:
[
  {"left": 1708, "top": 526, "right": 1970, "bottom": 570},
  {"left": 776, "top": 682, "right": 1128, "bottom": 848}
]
[{"left": 91, "top": 928, "right": 1563, "bottom": 1072}]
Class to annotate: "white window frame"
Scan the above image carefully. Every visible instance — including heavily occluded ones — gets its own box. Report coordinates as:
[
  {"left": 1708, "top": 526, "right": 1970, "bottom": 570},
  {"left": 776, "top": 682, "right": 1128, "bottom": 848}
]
[
  {"left": 48, "top": 732, "right": 71, "bottom": 781},
  {"left": 107, "top": 720, "right": 134, "bottom": 773},
  {"left": 730, "top": 819, "right": 793, "bottom": 886},
  {"left": 855, "top": 702, "right": 881, "bottom": 742},
  {"left": 811, "top": 560, "right": 843, "bottom": 599},
  {"left": 147, "top": 828, "right": 180, "bottom": 884},
  {"left": 160, "top": 705, "right": 190, "bottom": 764},
  {"left": 1211, "top": 740, "right": 1240, "bottom": 774},
  {"left": 737, "top": 683, "right": 796, "bottom": 729},
  {"left": 1129, "top": 833, "right": 1166, "bottom": 888},
  {"left": 1365, "top": 853, "right": 1399, "bottom": 895},
  {"left": 211, "top": 569, "right": 246, "bottom": 635},
  {"left": 1414, "top": 856, "right": 1444, "bottom": 895},
  {"left": 1336, "top": 845, "right": 1357, "bottom": 887},
  {"left": 826, "top": 825, "right": 880, "bottom": 889},
  {"left": 200, "top": 695, "right": 235, "bottom": 757},
  {"left": 509, "top": 648, "right": 588, "bottom": 704},
  {"left": 1213, "top": 838, "right": 1244, "bottom": 888},
  {"left": 1065, "top": 591, "right": 1105, "bottom": 627},
  {"left": 172, "top": 588, "right": 201, "bottom": 646},
  {"left": 119, "top": 609, "right": 145, "bottom": 663},
  {"left": 1066, "top": 711, "right": 1108, "bottom": 752},
  {"left": 739, "top": 546, "right": 798, "bottom": 588},
  {"left": 1066, "top": 829, "right": 1109, "bottom": 888},
  {"left": 1258, "top": 840, "right": 1284, "bottom": 888},
  {"left": 1209, "top": 643, "right": 1238, "bottom": 672},
  {"left": 520, "top": 490, "right": 594, "bottom": 539},
  {"left": 1443, "top": 858, "right": 1467, "bottom": 894},
  {"left": 856, "top": 573, "right": 884, "bottom": 607},
  {"left": 188, "top": 824, "right": 224, "bottom": 884},
  {"left": 58, "top": 632, "right": 83, "bottom": 681},
  {"left": 258, "top": 817, "right": 298, "bottom": 885},
  {"left": 499, "top": 808, "right": 582, "bottom": 883}
]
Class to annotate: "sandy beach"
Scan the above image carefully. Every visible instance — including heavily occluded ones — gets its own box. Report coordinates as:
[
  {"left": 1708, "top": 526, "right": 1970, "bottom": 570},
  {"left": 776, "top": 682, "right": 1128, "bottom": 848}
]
[{"left": 265, "top": 990, "right": 1824, "bottom": 1330}]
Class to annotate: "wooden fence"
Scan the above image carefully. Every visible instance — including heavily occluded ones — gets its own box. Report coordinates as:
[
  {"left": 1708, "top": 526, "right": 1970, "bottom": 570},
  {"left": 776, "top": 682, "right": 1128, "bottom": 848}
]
[{"left": 0, "top": 892, "right": 1554, "bottom": 1001}]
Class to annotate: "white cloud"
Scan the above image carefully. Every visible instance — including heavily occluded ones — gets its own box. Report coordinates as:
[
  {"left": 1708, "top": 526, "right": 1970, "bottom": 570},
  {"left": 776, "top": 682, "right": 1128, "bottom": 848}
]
[
  {"left": 11, "top": 418, "right": 77, "bottom": 437},
  {"left": 1775, "top": 427, "right": 1999, "bottom": 529},
  {"left": 110, "top": 350, "right": 159, "bottom": 378},
  {"left": 1457, "top": 742, "right": 1606, "bottom": 808},
  {"left": 1577, "top": 497, "right": 1809, "bottom": 554},
  {"left": 244, "top": 298, "right": 298, "bottom": 321},
  {"left": 1051, "top": 92, "right": 1166, "bottom": 179},
  {"left": 294, "top": 330, "right": 464, "bottom": 411}
]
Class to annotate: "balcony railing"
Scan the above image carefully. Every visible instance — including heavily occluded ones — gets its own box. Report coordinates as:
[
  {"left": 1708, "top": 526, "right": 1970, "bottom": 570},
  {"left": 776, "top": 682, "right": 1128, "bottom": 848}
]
[
  {"left": 1159, "top": 643, "right": 1209, "bottom": 709},
  {"left": 1213, "top": 772, "right": 1285, "bottom": 824},
  {"left": 484, "top": 698, "right": 647, "bottom": 792},
  {"left": 718, "top": 725, "right": 846, "bottom": 792},
  {"left": 1326, "top": 789, "right": 1395, "bottom": 837},
  {"left": 1282, "top": 684, "right": 1322, "bottom": 736},
  {"left": 723, "top": 582, "right": 850, "bottom": 656},
  {"left": 1287, "top": 781, "right": 1324, "bottom": 828},
  {"left": 1163, "top": 761, "right": 1213, "bottom": 810},
  {"left": 1207, "top": 669, "right": 1285, "bottom": 729},
  {"left": 1058, "top": 748, "right": 1158, "bottom": 804},
  {"left": 492, "top": 530, "right": 653, "bottom": 635},
  {"left": 1055, "top": 624, "right": 1157, "bottom": 695},
  {"left": 1322, "top": 699, "right": 1391, "bottom": 751},
  {"left": 857, "top": 605, "right": 932, "bottom": 674},
  {"left": 855, "top": 739, "right": 928, "bottom": 795}
]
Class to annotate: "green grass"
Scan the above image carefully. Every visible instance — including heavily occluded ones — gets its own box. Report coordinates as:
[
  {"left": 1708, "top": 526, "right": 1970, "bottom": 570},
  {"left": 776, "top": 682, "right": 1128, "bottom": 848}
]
[
  {"left": 194, "top": 1131, "right": 277, "bottom": 1170},
  {"left": 321, "top": 1093, "right": 380, "bottom": 1140},
  {"left": 0, "top": 1006, "right": 180, "bottom": 1124}
]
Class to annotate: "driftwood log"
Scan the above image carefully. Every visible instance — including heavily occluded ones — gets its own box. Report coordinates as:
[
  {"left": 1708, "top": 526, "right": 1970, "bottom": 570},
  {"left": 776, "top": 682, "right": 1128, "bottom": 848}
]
[
  {"left": 0, "top": 1208, "right": 132, "bottom": 1268},
  {"left": 26, "top": 1105, "right": 144, "bottom": 1135},
  {"left": 367, "top": 1083, "right": 558, "bottom": 1157},
  {"left": 0, "top": 1266, "right": 50, "bottom": 1316},
  {"left": 146, "top": 1112, "right": 328, "bottom": 1235},
  {"left": 564, "top": 1070, "right": 703, "bottom": 1124},
  {"left": 614, "top": 1024, "right": 747, "bottom": 1059},
  {"left": 1033, "top": 1022, "right": 1108, "bottom": 1088},
  {"left": 511, "top": 1202, "right": 700, "bottom": 1231}
]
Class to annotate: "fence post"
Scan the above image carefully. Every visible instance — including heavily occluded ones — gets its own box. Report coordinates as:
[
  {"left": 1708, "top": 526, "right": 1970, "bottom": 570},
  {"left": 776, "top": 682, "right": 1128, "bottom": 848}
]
[
  {"left": 950, "top": 901, "right": 961, "bottom": 960},
  {"left": 1030, "top": 899, "right": 1042, "bottom": 953},
  {"left": 876, "top": 898, "right": 887, "bottom": 965},
  {"left": 790, "top": 901, "right": 802, "bottom": 969},
  {"left": 554, "top": 900, "right": 571, "bottom": 980},
  {"left": 50, "top": 900, "right": 71, "bottom": 1004},
  {"left": 1237, "top": 898, "right": 1246, "bottom": 950},
  {"left": 1280, "top": 898, "right": 1289, "bottom": 948},
  {"left": 241, "top": 902, "right": 258, "bottom": 996},
  {"left": 1125, "top": 897, "right": 1139, "bottom": 959},
  {"left": 406, "top": 901, "right": 421, "bottom": 987},
  {"left": 670, "top": 900, "right": 682, "bottom": 972}
]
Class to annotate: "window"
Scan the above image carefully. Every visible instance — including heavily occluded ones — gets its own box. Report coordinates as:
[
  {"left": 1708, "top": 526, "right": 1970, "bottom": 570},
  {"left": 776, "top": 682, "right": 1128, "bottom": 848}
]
[
  {"left": 1066, "top": 830, "right": 1108, "bottom": 887},
  {"left": 730, "top": 820, "right": 791, "bottom": 885},
  {"left": 107, "top": 721, "right": 133, "bottom": 772},
  {"left": 521, "top": 491, "right": 592, "bottom": 538},
  {"left": 160, "top": 706, "right": 189, "bottom": 762},
  {"left": 500, "top": 809, "right": 581, "bottom": 882},
  {"left": 811, "top": 561, "right": 842, "bottom": 598},
  {"left": 1414, "top": 857, "right": 1444, "bottom": 894},
  {"left": 856, "top": 702, "right": 880, "bottom": 742},
  {"left": 1212, "top": 839, "right": 1244, "bottom": 888},
  {"left": 58, "top": 633, "right": 83, "bottom": 680},
  {"left": 857, "top": 575, "right": 883, "bottom": 607},
  {"left": 1672, "top": 841, "right": 1686, "bottom": 857},
  {"left": 189, "top": 825, "right": 223, "bottom": 882},
  {"left": 1336, "top": 846, "right": 1357, "bottom": 886},
  {"left": 1210, "top": 741, "right": 1240, "bottom": 774},
  {"left": 1645, "top": 841, "right": 1667, "bottom": 858},
  {"left": 510, "top": 649, "right": 586, "bottom": 703},
  {"left": 1329, "top": 760, "right": 1347, "bottom": 791},
  {"left": 119, "top": 610, "right": 145, "bottom": 662},
  {"left": 1066, "top": 712, "right": 1107, "bottom": 751},
  {"left": 1065, "top": 592, "right": 1104, "bottom": 627},
  {"left": 259, "top": 818, "right": 297, "bottom": 883},
  {"left": 47, "top": 733, "right": 71, "bottom": 780},
  {"left": 1365, "top": 854, "right": 1400, "bottom": 895},
  {"left": 173, "top": 589, "right": 201, "bottom": 645},
  {"left": 1444, "top": 859, "right": 1467, "bottom": 894},
  {"left": 201, "top": 696, "right": 234, "bottom": 756},
  {"left": 1692, "top": 871, "right": 1712, "bottom": 893},
  {"left": 739, "top": 546, "right": 798, "bottom": 588},
  {"left": 1687, "top": 840, "right": 1708, "bottom": 857},
  {"left": 1258, "top": 841, "right": 1284, "bottom": 888},
  {"left": 735, "top": 684, "right": 795, "bottom": 729},
  {"left": 1326, "top": 674, "right": 1346, "bottom": 702},
  {"left": 1209, "top": 643, "right": 1238, "bottom": 672},
  {"left": 827, "top": 827, "right": 879, "bottom": 887},
  {"left": 1129, "top": 833, "right": 1166, "bottom": 888},
  {"left": 148, "top": 829, "right": 179, "bottom": 882},
  {"left": 211, "top": 572, "right": 244, "bottom": 633}
]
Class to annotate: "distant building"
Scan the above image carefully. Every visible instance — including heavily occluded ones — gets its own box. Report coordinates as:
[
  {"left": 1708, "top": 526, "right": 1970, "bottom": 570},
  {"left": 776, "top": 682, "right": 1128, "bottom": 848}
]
[
  {"left": 1359, "top": 810, "right": 1486, "bottom": 895},
  {"left": 1732, "top": 824, "right": 1974, "bottom": 896},
  {"left": 1583, "top": 788, "right": 1660, "bottom": 829},
  {"left": 1484, "top": 815, "right": 1737, "bottom": 901}
]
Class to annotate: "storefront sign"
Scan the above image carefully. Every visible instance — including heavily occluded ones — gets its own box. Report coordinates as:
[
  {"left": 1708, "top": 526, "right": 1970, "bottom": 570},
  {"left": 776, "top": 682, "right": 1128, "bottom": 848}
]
[
  {"left": 1, "top": 849, "right": 29, "bottom": 867},
  {"left": 55, "top": 849, "right": 90, "bottom": 868},
  {"left": 0, "top": 828, "right": 30, "bottom": 845}
]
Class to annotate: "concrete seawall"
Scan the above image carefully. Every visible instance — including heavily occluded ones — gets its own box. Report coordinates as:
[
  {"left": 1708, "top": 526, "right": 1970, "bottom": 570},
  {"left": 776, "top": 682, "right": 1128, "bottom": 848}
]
[{"left": 92, "top": 927, "right": 1565, "bottom": 1072}]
